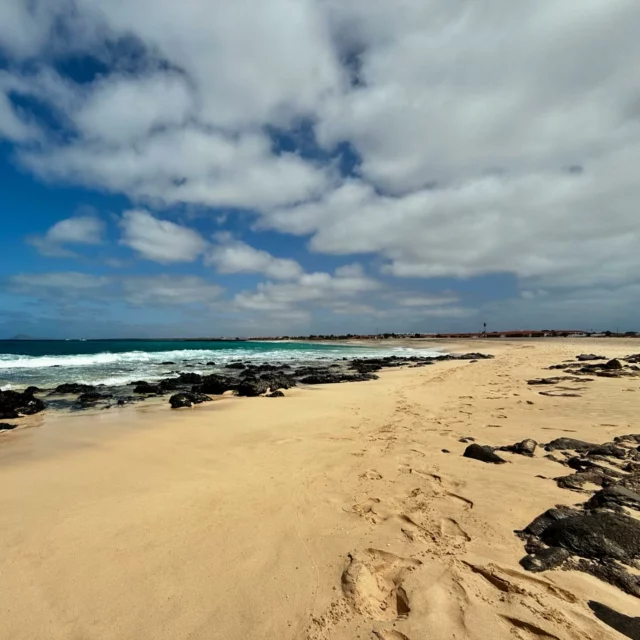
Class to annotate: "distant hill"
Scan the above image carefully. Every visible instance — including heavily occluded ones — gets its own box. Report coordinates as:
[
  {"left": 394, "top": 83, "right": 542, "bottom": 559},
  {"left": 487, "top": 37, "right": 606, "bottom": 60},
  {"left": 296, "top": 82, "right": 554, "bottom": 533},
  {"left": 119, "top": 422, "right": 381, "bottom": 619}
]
[{"left": 10, "top": 334, "right": 36, "bottom": 340}]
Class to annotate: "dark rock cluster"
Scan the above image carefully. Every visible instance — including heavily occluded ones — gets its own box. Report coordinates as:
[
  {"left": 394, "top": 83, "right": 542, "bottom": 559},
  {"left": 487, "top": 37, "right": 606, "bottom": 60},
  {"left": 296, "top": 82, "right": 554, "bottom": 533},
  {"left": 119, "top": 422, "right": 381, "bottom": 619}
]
[
  {"left": 0, "top": 388, "right": 45, "bottom": 419},
  {"left": 517, "top": 433, "right": 640, "bottom": 597},
  {"left": 1, "top": 351, "right": 494, "bottom": 418},
  {"left": 546, "top": 355, "right": 640, "bottom": 379}
]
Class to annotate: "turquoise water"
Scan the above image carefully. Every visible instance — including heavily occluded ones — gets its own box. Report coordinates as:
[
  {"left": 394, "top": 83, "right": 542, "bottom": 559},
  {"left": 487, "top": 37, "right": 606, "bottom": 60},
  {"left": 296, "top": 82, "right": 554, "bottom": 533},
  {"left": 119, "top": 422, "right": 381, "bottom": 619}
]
[{"left": 0, "top": 340, "right": 437, "bottom": 389}]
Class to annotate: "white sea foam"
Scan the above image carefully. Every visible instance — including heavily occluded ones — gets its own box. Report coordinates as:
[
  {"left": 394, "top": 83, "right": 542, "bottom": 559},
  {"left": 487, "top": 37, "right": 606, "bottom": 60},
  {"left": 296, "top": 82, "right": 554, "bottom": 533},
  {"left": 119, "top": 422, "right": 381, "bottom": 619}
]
[{"left": 0, "top": 344, "right": 444, "bottom": 390}]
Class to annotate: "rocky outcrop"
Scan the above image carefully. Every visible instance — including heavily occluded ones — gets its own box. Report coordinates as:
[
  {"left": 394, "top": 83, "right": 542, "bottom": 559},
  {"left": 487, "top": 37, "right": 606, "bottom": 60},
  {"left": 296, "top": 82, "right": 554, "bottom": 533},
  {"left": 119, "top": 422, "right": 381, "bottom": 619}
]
[
  {"left": 518, "top": 433, "right": 640, "bottom": 596},
  {"left": 498, "top": 439, "right": 537, "bottom": 457},
  {"left": 133, "top": 382, "right": 162, "bottom": 395},
  {"left": 0, "top": 389, "right": 46, "bottom": 419},
  {"left": 169, "top": 392, "right": 212, "bottom": 409},
  {"left": 462, "top": 443, "right": 507, "bottom": 464},
  {"left": 54, "top": 383, "right": 96, "bottom": 394}
]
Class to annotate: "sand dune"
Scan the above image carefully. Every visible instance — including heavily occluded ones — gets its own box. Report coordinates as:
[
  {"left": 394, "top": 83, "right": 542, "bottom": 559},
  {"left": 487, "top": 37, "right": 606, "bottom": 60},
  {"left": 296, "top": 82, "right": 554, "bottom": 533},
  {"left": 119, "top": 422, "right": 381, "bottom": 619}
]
[{"left": 1, "top": 339, "right": 638, "bottom": 639}]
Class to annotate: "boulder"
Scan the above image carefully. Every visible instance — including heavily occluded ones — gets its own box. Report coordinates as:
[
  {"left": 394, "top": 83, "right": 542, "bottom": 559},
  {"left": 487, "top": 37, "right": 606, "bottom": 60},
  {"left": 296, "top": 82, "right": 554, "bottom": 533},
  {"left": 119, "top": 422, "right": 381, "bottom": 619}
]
[
  {"left": 195, "top": 374, "right": 238, "bottom": 395},
  {"left": 0, "top": 423, "right": 18, "bottom": 431},
  {"left": 602, "top": 359, "right": 624, "bottom": 370},
  {"left": 520, "top": 546, "right": 571, "bottom": 572},
  {"left": 0, "top": 390, "right": 46, "bottom": 418},
  {"left": 169, "top": 392, "right": 211, "bottom": 409},
  {"left": 133, "top": 382, "right": 162, "bottom": 395},
  {"left": 54, "top": 383, "right": 96, "bottom": 394},
  {"left": 177, "top": 372, "right": 203, "bottom": 384},
  {"left": 586, "top": 444, "right": 628, "bottom": 459},
  {"left": 540, "top": 512, "right": 640, "bottom": 564},
  {"left": 519, "top": 506, "right": 579, "bottom": 537},
  {"left": 462, "top": 443, "right": 507, "bottom": 464},
  {"left": 499, "top": 439, "right": 537, "bottom": 457},
  {"left": 576, "top": 354, "right": 607, "bottom": 361},
  {"left": 225, "top": 362, "right": 246, "bottom": 370},
  {"left": 236, "top": 380, "right": 270, "bottom": 397},
  {"left": 266, "top": 390, "right": 285, "bottom": 398},
  {"left": 544, "top": 438, "right": 597, "bottom": 452},
  {"left": 259, "top": 373, "right": 297, "bottom": 390},
  {"left": 77, "top": 392, "right": 113, "bottom": 404},
  {"left": 585, "top": 485, "right": 640, "bottom": 512}
]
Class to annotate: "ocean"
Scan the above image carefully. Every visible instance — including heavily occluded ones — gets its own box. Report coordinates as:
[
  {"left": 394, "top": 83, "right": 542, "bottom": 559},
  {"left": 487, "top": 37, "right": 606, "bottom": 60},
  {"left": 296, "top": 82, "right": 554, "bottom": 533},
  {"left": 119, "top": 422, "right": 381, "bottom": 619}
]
[{"left": 0, "top": 340, "right": 437, "bottom": 391}]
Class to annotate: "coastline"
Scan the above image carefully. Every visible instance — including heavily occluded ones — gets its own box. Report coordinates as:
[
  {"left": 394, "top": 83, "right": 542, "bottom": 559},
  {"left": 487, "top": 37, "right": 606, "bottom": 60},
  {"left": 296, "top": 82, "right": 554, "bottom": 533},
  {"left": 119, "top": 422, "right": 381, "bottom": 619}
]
[{"left": 1, "top": 338, "right": 639, "bottom": 639}]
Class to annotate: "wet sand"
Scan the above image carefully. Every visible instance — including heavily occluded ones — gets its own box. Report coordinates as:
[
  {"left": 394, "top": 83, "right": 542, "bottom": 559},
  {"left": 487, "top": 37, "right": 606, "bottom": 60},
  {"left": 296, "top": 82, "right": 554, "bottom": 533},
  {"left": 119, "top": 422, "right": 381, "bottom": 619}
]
[{"left": 1, "top": 338, "right": 638, "bottom": 639}]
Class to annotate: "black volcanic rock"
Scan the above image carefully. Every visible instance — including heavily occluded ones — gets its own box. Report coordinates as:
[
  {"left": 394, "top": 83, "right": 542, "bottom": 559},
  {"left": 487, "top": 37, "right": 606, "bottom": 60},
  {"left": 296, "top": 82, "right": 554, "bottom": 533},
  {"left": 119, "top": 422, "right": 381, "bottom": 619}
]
[
  {"left": 177, "top": 372, "right": 203, "bottom": 384},
  {"left": 266, "top": 390, "right": 285, "bottom": 398},
  {"left": 169, "top": 392, "right": 211, "bottom": 409},
  {"left": 225, "top": 362, "right": 246, "bottom": 370},
  {"left": 0, "top": 423, "right": 18, "bottom": 431},
  {"left": 0, "top": 389, "right": 46, "bottom": 418},
  {"left": 540, "top": 512, "right": 640, "bottom": 564},
  {"left": 236, "top": 380, "right": 270, "bottom": 397},
  {"left": 259, "top": 373, "right": 296, "bottom": 390},
  {"left": 585, "top": 485, "right": 640, "bottom": 512},
  {"left": 498, "top": 439, "right": 537, "bottom": 457},
  {"left": 195, "top": 374, "right": 238, "bottom": 395},
  {"left": 54, "top": 383, "right": 96, "bottom": 394},
  {"left": 576, "top": 354, "right": 607, "bottom": 361},
  {"left": 463, "top": 443, "right": 507, "bottom": 464},
  {"left": 77, "top": 392, "right": 113, "bottom": 404},
  {"left": 133, "top": 382, "right": 162, "bottom": 395},
  {"left": 544, "top": 438, "right": 597, "bottom": 452}
]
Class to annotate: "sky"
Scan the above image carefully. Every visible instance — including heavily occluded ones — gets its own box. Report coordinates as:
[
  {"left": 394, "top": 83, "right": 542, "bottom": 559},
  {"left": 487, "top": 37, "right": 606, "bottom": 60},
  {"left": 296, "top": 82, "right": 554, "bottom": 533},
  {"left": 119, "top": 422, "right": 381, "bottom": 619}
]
[{"left": 1, "top": 0, "right": 639, "bottom": 339}]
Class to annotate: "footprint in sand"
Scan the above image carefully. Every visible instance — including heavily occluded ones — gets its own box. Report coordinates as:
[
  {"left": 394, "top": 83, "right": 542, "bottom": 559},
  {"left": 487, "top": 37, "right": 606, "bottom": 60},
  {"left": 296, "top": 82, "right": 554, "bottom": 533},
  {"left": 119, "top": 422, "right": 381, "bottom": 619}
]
[
  {"left": 341, "top": 549, "right": 421, "bottom": 622},
  {"left": 360, "top": 469, "right": 383, "bottom": 481},
  {"left": 373, "top": 630, "right": 411, "bottom": 640},
  {"left": 440, "top": 517, "right": 471, "bottom": 542},
  {"left": 500, "top": 615, "right": 561, "bottom": 640}
]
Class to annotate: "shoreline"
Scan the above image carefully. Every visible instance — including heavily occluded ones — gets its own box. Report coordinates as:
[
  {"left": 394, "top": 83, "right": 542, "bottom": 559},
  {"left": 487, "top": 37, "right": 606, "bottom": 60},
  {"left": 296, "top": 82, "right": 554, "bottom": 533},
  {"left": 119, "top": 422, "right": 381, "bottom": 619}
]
[{"left": 1, "top": 338, "right": 639, "bottom": 639}]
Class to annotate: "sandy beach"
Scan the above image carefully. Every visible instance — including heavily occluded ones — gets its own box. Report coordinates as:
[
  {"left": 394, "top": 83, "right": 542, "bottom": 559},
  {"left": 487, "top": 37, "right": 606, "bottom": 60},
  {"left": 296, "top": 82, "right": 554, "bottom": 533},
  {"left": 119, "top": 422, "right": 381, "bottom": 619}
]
[{"left": 1, "top": 338, "right": 639, "bottom": 640}]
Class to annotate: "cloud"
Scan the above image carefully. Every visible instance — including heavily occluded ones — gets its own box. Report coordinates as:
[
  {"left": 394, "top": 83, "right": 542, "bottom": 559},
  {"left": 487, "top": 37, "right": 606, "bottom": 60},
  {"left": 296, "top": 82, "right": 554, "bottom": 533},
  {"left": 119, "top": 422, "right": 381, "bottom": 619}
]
[
  {"left": 28, "top": 215, "right": 105, "bottom": 257},
  {"left": 8, "top": 272, "right": 110, "bottom": 297},
  {"left": 121, "top": 275, "right": 223, "bottom": 306},
  {"left": 6, "top": 272, "right": 223, "bottom": 308},
  {"left": 206, "top": 234, "right": 303, "bottom": 280},
  {"left": 120, "top": 209, "right": 208, "bottom": 263},
  {"left": 234, "top": 263, "right": 381, "bottom": 311},
  {"left": 2, "top": 0, "right": 640, "bottom": 328}
]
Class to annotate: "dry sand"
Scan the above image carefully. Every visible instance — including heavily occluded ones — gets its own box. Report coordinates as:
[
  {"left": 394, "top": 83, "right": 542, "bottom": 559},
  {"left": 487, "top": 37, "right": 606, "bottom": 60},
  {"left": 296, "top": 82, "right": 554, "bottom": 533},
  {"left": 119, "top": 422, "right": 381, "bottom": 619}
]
[{"left": 1, "top": 338, "right": 639, "bottom": 640}]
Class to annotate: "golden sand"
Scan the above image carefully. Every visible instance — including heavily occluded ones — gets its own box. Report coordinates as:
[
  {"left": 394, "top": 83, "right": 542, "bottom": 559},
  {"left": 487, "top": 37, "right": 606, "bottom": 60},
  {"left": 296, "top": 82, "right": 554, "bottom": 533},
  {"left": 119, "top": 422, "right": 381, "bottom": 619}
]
[{"left": 1, "top": 339, "right": 638, "bottom": 639}]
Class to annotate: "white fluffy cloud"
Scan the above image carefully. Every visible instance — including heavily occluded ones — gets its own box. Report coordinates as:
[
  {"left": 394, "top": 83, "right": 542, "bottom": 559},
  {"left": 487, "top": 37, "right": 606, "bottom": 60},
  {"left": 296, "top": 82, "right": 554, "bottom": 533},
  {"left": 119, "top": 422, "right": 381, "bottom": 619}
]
[
  {"left": 206, "top": 234, "right": 303, "bottom": 280},
  {"left": 234, "top": 263, "right": 381, "bottom": 312},
  {"left": 7, "top": 272, "right": 223, "bottom": 307},
  {"left": 120, "top": 210, "right": 208, "bottom": 263},
  {"left": 28, "top": 216, "right": 105, "bottom": 257},
  {"left": 2, "top": 0, "right": 640, "bottom": 329}
]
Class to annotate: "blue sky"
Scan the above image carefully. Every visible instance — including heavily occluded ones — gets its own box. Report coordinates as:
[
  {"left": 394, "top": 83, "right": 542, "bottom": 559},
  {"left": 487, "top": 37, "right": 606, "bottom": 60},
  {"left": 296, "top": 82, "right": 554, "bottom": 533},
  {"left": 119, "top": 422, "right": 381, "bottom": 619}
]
[{"left": 1, "top": 1, "right": 639, "bottom": 338}]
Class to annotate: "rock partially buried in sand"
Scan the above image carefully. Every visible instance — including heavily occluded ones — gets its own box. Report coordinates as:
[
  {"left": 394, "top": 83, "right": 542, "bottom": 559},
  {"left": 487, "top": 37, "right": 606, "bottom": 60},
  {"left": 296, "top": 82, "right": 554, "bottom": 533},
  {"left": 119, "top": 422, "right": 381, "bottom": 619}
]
[
  {"left": 576, "top": 354, "right": 607, "bottom": 361},
  {"left": 266, "top": 390, "right": 285, "bottom": 398},
  {"left": 463, "top": 443, "right": 507, "bottom": 464},
  {"left": 520, "top": 546, "right": 571, "bottom": 572},
  {"left": 540, "top": 512, "right": 640, "bottom": 564},
  {"left": 169, "top": 392, "right": 212, "bottom": 409},
  {"left": 499, "top": 439, "right": 537, "bottom": 457},
  {"left": 585, "top": 485, "right": 640, "bottom": 512},
  {"left": 544, "top": 438, "right": 597, "bottom": 453},
  {"left": 0, "top": 422, "right": 18, "bottom": 431}
]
